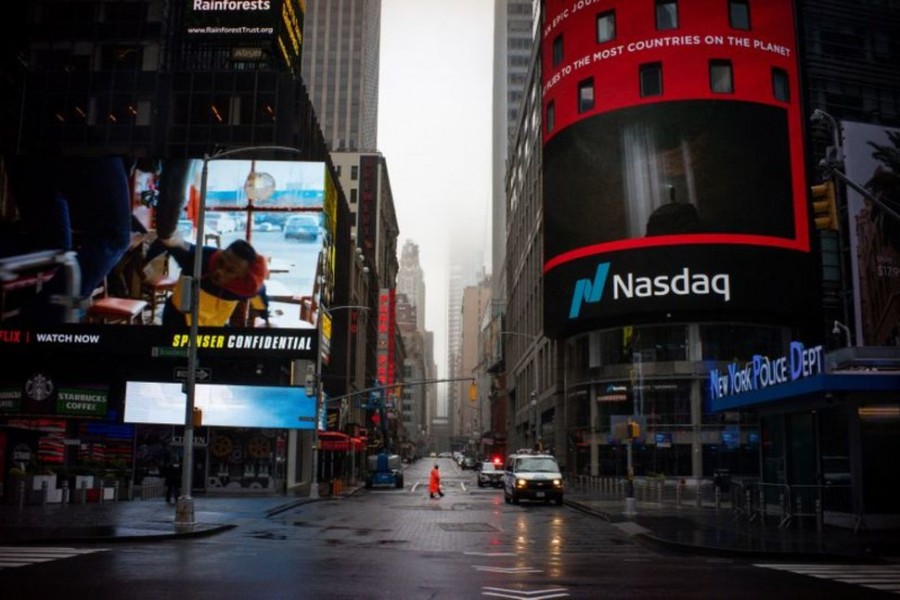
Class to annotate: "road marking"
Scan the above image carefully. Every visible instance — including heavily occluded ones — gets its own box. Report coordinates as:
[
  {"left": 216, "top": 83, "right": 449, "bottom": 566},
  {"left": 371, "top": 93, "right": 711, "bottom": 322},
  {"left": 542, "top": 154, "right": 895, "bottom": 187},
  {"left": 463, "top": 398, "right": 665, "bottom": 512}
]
[
  {"left": 0, "top": 546, "right": 108, "bottom": 570},
  {"left": 481, "top": 586, "right": 569, "bottom": 599},
  {"left": 756, "top": 563, "right": 900, "bottom": 594},
  {"left": 475, "top": 565, "right": 542, "bottom": 574},
  {"left": 464, "top": 551, "right": 518, "bottom": 557}
]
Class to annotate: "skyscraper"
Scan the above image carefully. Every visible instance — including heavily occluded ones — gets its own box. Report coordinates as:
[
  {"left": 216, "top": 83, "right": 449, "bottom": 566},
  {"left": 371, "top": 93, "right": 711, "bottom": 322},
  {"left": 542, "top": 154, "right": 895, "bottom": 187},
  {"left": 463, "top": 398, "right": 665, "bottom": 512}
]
[
  {"left": 491, "top": 0, "right": 535, "bottom": 304},
  {"left": 302, "top": 0, "right": 382, "bottom": 152},
  {"left": 397, "top": 240, "right": 427, "bottom": 331}
]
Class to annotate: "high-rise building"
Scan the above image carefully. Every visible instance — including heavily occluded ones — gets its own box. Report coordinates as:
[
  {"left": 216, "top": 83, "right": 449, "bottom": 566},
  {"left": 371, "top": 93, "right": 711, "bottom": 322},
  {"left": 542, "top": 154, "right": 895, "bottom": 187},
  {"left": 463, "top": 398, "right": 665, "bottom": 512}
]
[
  {"left": 0, "top": 0, "right": 365, "bottom": 500},
  {"left": 491, "top": 1, "right": 536, "bottom": 305},
  {"left": 446, "top": 249, "right": 484, "bottom": 440},
  {"left": 398, "top": 240, "right": 427, "bottom": 332},
  {"left": 497, "top": 0, "right": 900, "bottom": 525},
  {"left": 453, "top": 276, "right": 492, "bottom": 449},
  {"left": 302, "top": 0, "right": 382, "bottom": 152}
]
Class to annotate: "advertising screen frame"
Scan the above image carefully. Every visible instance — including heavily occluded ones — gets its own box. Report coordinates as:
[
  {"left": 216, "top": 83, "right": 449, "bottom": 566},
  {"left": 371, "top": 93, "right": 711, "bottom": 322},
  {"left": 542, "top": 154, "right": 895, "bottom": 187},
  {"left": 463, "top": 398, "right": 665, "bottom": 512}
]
[
  {"left": 539, "top": 0, "right": 813, "bottom": 335},
  {"left": 1, "top": 156, "right": 329, "bottom": 360}
]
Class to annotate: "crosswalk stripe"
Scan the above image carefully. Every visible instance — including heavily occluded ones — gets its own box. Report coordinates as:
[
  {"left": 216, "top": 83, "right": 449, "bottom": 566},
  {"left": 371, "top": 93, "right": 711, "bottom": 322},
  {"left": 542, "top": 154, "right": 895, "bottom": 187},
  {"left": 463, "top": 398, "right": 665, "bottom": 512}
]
[
  {"left": 756, "top": 563, "right": 900, "bottom": 594},
  {"left": 0, "top": 546, "right": 108, "bottom": 570}
]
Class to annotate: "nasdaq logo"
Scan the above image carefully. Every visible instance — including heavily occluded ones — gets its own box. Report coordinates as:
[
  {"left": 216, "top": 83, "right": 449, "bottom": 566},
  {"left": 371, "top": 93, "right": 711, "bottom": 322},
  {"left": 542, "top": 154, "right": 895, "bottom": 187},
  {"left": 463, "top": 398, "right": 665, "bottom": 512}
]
[
  {"left": 569, "top": 263, "right": 731, "bottom": 319},
  {"left": 569, "top": 263, "right": 610, "bottom": 319}
]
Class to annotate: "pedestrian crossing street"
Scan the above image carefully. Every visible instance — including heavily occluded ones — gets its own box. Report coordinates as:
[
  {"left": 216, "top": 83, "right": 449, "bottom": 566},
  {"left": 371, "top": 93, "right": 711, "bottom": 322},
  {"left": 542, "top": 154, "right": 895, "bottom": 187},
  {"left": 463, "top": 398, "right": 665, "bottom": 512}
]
[
  {"left": 0, "top": 546, "right": 108, "bottom": 570},
  {"left": 756, "top": 563, "right": 900, "bottom": 594}
]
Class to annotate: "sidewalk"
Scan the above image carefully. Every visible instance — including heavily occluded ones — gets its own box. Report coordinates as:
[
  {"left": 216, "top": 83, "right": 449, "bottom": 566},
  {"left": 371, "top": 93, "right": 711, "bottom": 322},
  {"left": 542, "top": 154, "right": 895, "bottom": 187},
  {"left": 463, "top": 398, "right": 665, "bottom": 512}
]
[
  {"left": 2, "top": 484, "right": 899, "bottom": 562},
  {"left": 564, "top": 487, "right": 900, "bottom": 562},
  {"left": 0, "top": 492, "right": 327, "bottom": 545}
]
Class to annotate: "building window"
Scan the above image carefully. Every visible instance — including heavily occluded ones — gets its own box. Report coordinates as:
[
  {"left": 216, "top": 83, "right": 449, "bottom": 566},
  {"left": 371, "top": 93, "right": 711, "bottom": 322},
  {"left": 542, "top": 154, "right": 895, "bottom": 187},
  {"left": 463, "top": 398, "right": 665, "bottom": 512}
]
[
  {"left": 655, "top": 0, "right": 678, "bottom": 31},
  {"left": 553, "top": 34, "right": 564, "bottom": 67},
  {"left": 100, "top": 45, "right": 143, "bottom": 71},
  {"left": 772, "top": 67, "right": 790, "bottom": 102},
  {"left": 578, "top": 79, "right": 595, "bottom": 113},
  {"left": 546, "top": 101, "right": 555, "bottom": 134},
  {"left": 709, "top": 60, "right": 734, "bottom": 94},
  {"left": 729, "top": 0, "right": 751, "bottom": 30},
  {"left": 350, "top": 188, "right": 358, "bottom": 204},
  {"left": 597, "top": 10, "right": 616, "bottom": 43},
  {"left": 351, "top": 165, "right": 359, "bottom": 180},
  {"left": 639, "top": 63, "right": 662, "bottom": 97}
]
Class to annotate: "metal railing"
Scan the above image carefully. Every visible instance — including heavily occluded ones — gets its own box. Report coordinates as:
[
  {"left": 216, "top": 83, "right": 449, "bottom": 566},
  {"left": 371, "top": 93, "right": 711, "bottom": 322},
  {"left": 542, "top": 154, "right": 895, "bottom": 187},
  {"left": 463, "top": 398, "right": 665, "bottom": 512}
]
[{"left": 569, "top": 475, "right": 860, "bottom": 532}]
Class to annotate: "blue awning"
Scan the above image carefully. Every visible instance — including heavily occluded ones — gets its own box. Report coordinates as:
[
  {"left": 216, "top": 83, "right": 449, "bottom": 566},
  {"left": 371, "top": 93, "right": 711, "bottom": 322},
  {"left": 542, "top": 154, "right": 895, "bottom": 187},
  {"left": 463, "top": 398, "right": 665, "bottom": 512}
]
[{"left": 710, "top": 372, "right": 900, "bottom": 412}]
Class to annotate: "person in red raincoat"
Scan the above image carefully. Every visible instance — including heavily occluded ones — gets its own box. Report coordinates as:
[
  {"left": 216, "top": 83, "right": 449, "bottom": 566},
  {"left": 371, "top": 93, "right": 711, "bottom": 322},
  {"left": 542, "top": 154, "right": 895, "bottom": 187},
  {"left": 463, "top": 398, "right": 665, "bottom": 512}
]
[{"left": 429, "top": 464, "right": 444, "bottom": 499}]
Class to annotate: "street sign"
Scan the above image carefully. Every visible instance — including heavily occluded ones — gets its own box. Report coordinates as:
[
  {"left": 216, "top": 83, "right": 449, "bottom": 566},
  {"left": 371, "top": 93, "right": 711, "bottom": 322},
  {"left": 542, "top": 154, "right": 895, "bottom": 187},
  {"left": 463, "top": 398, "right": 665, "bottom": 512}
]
[{"left": 174, "top": 367, "right": 212, "bottom": 382}]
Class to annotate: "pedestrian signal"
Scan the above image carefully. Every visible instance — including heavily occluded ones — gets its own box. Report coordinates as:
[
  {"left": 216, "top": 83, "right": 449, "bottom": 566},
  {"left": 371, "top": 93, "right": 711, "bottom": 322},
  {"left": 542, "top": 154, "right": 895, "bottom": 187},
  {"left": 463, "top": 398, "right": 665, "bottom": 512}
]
[{"left": 811, "top": 181, "right": 838, "bottom": 230}]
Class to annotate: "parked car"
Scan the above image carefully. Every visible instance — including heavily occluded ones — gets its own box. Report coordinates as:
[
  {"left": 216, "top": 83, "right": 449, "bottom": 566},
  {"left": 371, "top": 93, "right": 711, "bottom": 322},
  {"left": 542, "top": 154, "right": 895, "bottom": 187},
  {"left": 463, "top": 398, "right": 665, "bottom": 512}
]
[
  {"left": 254, "top": 212, "right": 288, "bottom": 230},
  {"left": 204, "top": 212, "right": 237, "bottom": 234},
  {"left": 252, "top": 215, "right": 281, "bottom": 232},
  {"left": 461, "top": 455, "right": 478, "bottom": 470},
  {"left": 283, "top": 214, "right": 321, "bottom": 241},
  {"left": 477, "top": 461, "right": 503, "bottom": 487}
]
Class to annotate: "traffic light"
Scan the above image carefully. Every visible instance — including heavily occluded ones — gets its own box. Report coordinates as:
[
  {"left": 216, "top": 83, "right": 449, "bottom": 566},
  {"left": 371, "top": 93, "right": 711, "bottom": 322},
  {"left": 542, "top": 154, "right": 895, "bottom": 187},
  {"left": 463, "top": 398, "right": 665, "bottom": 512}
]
[
  {"left": 626, "top": 420, "right": 641, "bottom": 439},
  {"left": 811, "top": 181, "right": 839, "bottom": 230}
]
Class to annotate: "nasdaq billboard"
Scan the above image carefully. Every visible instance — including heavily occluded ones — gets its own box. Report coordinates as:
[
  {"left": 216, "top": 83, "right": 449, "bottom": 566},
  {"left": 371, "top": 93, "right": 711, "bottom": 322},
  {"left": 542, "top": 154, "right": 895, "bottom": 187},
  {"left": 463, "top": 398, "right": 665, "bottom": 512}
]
[{"left": 541, "top": 0, "right": 813, "bottom": 335}]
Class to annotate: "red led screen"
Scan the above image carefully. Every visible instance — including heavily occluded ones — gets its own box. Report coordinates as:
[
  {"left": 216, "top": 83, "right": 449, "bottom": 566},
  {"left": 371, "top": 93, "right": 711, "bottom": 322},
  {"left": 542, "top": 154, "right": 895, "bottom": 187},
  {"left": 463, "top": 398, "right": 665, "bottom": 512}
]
[{"left": 540, "top": 0, "right": 813, "bottom": 335}]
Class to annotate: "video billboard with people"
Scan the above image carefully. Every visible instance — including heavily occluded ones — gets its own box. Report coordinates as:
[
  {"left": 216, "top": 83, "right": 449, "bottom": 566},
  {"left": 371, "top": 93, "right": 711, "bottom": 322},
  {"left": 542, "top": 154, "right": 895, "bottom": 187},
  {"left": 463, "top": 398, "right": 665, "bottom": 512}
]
[
  {"left": 541, "top": 0, "right": 813, "bottom": 335},
  {"left": 0, "top": 156, "right": 330, "bottom": 361}
]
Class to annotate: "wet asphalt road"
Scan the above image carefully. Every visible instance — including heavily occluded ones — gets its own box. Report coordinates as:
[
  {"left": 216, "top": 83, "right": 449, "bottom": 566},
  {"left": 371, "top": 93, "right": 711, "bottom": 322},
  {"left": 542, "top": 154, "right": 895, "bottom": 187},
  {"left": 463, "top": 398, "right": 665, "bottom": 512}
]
[{"left": 0, "top": 458, "right": 888, "bottom": 598}]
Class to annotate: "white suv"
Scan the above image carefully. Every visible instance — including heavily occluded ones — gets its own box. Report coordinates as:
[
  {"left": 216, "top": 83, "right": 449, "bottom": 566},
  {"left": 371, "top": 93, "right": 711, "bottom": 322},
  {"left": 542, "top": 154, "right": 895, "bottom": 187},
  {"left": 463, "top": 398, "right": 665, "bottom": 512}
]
[{"left": 503, "top": 451, "right": 564, "bottom": 505}]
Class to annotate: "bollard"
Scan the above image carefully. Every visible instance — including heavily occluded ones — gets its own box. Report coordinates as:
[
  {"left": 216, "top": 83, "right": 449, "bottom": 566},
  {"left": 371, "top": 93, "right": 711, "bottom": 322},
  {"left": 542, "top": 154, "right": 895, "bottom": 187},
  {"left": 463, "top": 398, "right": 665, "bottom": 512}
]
[
  {"left": 16, "top": 478, "right": 26, "bottom": 509},
  {"left": 41, "top": 481, "right": 49, "bottom": 507},
  {"left": 714, "top": 486, "right": 721, "bottom": 511},
  {"left": 128, "top": 480, "right": 134, "bottom": 502},
  {"left": 62, "top": 480, "right": 70, "bottom": 505},
  {"left": 758, "top": 489, "right": 766, "bottom": 523},
  {"left": 695, "top": 482, "right": 702, "bottom": 508},
  {"left": 80, "top": 480, "right": 87, "bottom": 505},
  {"left": 816, "top": 498, "right": 823, "bottom": 533},
  {"left": 657, "top": 481, "right": 663, "bottom": 504},
  {"left": 676, "top": 480, "right": 684, "bottom": 506}
]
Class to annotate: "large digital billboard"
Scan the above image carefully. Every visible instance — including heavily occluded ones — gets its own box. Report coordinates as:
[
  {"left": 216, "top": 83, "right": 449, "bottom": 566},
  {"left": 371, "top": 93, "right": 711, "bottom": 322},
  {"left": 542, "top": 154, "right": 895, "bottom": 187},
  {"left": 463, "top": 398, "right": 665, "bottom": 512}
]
[
  {"left": 0, "top": 156, "right": 326, "bottom": 363},
  {"left": 124, "top": 381, "right": 314, "bottom": 429},
  {"left": 182, "top": 0, "right": 305, "bottom": 73},
  {"left": 842, "top": 121, "right": 900, "bottom": 346},
  {"left": 541, "top": 0, "right": 813, "bottom": 335}
]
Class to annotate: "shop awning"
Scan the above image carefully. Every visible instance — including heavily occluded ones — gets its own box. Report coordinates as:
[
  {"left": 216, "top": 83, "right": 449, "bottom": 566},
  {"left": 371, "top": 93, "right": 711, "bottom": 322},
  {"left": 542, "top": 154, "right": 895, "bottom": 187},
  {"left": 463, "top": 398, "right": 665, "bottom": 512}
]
[{"left": 318, "top": 431, "right": 350, "bottom": 451}]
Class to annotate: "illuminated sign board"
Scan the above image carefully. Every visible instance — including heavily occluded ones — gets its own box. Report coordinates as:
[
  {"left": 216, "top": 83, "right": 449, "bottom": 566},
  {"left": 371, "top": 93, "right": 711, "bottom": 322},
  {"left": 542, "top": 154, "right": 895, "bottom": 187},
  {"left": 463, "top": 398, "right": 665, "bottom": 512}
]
[
  {"left": 708, "top": 342, "right": 824, "bottom": 401},
  {"left": 0, "top": 156, "right": 327, "bottom": 361},
  {"left": 841, "top": 121, "right": 900, "bottom": 346},
  {"left": 184, "top": 0, "right": 278, "bottom": 38},
  {"left": 541, "top": 0, "right": 812, "bottom": 335},
  {"left": 182, "top": 1, "right": 305, "bottom": 73},
  {"left": 124, "top": 381, "right": 315, "bottom": 429}
]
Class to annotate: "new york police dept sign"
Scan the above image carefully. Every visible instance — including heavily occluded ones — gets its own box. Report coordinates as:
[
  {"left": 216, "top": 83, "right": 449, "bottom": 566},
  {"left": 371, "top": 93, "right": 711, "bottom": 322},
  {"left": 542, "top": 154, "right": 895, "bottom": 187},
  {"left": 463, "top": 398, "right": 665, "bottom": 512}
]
[{"left": 709, "top": 342, "right": 824, "bottom": 400}]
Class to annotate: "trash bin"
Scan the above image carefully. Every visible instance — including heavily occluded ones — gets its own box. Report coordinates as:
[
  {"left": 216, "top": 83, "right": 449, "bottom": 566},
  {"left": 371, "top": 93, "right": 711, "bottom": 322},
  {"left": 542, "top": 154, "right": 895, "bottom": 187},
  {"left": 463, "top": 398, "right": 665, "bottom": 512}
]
[{"left": 713, "top": 469, "right": 730, "bottom": 494}]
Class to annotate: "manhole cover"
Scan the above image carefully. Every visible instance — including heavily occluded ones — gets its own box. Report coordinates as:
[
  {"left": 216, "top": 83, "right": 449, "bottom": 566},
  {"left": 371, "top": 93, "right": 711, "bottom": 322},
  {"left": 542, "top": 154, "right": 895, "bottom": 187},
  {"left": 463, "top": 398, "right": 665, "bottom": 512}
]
[{"left": 438, "top": 522, "right": 498, "bottom": 532}]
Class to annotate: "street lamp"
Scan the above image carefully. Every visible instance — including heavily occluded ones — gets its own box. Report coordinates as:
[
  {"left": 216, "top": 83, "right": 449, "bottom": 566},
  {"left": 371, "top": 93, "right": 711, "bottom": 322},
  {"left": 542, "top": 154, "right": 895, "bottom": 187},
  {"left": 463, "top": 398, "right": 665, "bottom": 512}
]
[
  {"left": 833, "top": 320, "right": 852, "bottom": 348},
  {"left": 310, "top": 304, "right": 370, "bottom": 499},
  {"left": 176, "top": 145, "right": 304, "bottom": 529}
]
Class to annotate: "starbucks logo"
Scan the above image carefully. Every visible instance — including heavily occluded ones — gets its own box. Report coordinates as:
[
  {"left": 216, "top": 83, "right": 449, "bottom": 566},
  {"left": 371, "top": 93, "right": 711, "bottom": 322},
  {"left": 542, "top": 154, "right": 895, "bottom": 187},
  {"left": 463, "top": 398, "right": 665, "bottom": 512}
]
[{"left": 25, "top": 374, "right": 54, "bottom": 402}]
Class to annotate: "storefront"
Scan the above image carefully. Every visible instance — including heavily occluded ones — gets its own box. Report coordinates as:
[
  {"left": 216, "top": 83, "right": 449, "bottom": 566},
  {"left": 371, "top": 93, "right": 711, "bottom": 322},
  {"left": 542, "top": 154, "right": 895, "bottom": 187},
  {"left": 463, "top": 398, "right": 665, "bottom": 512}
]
[{"left": 709, "top": 346, "right": 900, "bottom": 524}]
